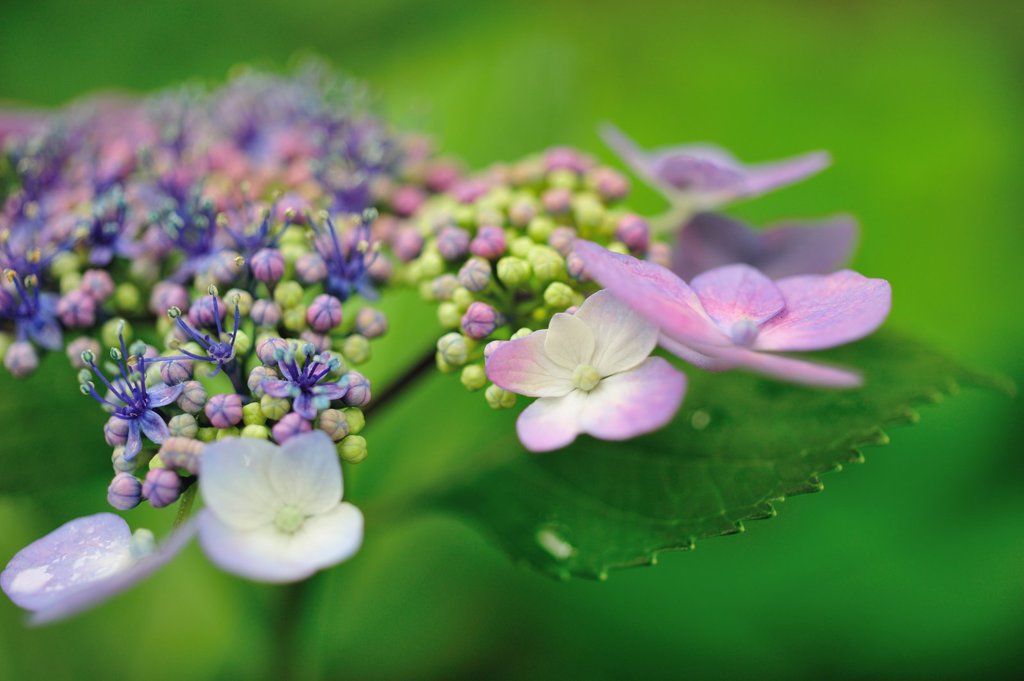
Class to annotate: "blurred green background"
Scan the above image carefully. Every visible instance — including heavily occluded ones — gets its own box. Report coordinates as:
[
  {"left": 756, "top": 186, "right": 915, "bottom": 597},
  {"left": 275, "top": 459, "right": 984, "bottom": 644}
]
[{"left": 1, "top": 0, "right": 1022, "bottom": 679}]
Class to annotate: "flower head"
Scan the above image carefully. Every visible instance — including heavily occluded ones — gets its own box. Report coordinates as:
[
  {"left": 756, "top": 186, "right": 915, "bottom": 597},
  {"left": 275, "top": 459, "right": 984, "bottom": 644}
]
[
  {"left": 197, "top": 431, "right": 364, "bottom": 582},
  {"left": 161, "top": 291, "right": 240, "bottom": 376},
  {"left": 573, "top": 240, "right": 891, "bottom": 387},
  {"left": 262, "top": 343, "right": 350, "bottom": 421},
  {"left": 309, "top": 209, "right": 381, "bottom": 301},
  {"left": 486, "top": 290, "right": 686, "bottom": 452},
  {"left": 1, "top": 270, "right": 62, "bottom": 351},
  {"left": 600, "top": 123, "right": 830, "bottom": 215}
]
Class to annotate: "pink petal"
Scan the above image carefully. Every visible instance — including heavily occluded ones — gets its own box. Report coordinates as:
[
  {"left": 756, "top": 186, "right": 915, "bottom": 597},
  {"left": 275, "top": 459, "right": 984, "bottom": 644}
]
[
  {"left": 572, "top": 240, "right": 727, "bottom": 349},
  {"left": 742, "top": 152, "right": 831, "bottom": 197},
  {"left": 516, "top": 392, "right": 587, "bottom": 452},
  {"left": 672, "top": 213, "right": 859, "bottom": 281},
  {"left": 706, "top": 345, "right": 863, "bottom": 388},
  {"left": 579, "top": 357, "right": 686, "bottom": 441},
  {"left": 755, "top": 270, "right": 892, "bottom": 352},
  {"left": 690, "top": 264, "right": 785, "bottom": 338},
  {"left": 486, "top": 331, "right": 573, "bottom": 398}
]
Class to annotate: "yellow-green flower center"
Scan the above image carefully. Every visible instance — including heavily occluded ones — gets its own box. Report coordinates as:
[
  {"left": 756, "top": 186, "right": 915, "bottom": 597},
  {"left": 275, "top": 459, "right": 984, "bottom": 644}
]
[
  {"left": 572, "top": 364, "right": 601, "bottom": 392},
  {"left": 274, "top": 505, "right": 305, "bottom": 534}
]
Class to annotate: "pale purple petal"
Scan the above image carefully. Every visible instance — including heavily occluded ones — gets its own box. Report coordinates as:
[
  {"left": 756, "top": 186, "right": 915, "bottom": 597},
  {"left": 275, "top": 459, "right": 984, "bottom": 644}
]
[
  {"left": 146, "top": 382, "right": 184, "bottom": 408},
  {"left": 544, "top": 312, "right": 595, "bottom": 370},
  {"left": 573, "top": 240, "right": 728, "bottom": 348},
  {"left": 199, "top": 437, "right": 280, "bottom": 530},
  {"left": 486, "top": 331, "right": 574, "bottom": 398},
  {"left": 690, "top": 264, "right": 785, "bottom": 336},
  {"left": 268, "top": 431, "right": 342, "bottom": 516},
  {"left": 29, "top": 522, "right": 196, "bottom": 626},
  {"left": 574, "top": 290, "right": 659, "bottom": 376},
  {"left": 742, "top": 152, "right": 832, "bottom": 197},
  {"left": 515, "top": 391, "right": 588, "bottom": 453},
  {"left": 138, "top": 410, "right": 169, "bottom": 443},
  {"left": 713, "top": 346, "right": 864, "bottom": 388},
  {"left": 672, "top": 213, "right": 859, "bottom": 280},
  {"left": 579, "top": 357, "right": 686, "bottom": 441},
  {"left": 261, "top": 379, "right": 294, "bottom": 399},
  {"left": 198, "top": 502, "right": 362, "bottom": 583},
  {"left": 292, "top": 392, "right": 316, "bottom": 421},
  {"left": 28, "top": 317, "right": 63, "bottom": 351},
  {"left": 124, "top": 420, "right": 142, "bottom": 460},
  {"left": 755, "top": 270, "right": 892, "bottom": 352},
  {"left": 316, "top": 381, "right": 348, "bottom": 401}
]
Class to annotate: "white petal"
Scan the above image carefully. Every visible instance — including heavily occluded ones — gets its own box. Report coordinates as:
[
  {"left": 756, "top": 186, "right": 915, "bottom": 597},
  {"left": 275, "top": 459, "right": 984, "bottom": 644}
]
[
  {"left": 486, "top": 330, "right": 574, "bottom": 398},
  {"left": 516, "top": 391, "right": 587, "bottom": 452},
  {"left": 198, "top": 503, "right": 363, "bottom": 583},
  {"left": 574, "top": 290, "right": 659, "bottom": 375},
  {"left": 269, "top": 431, "right": 343, "bottom": 515},
  {"left": 543, "top": 312, "right": 595, "bottom": 370},
  {"left": 199, "top": 437, "right": 280, "bottom": 530}
]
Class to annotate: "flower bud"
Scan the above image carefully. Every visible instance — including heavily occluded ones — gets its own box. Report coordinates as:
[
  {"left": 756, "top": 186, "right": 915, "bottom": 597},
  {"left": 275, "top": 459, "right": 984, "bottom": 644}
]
[
  {"left": 541, "top": 187, "right": 573, "bottom": 214},
  {"left": 257, "top": 337, "right": 290, "bottom": 365},
  {"left": 232, "top": 328, "right": 252, "bottom": 356},
  {"left": 548, "top": 226, "right": 578, "bottom": 256},
  {"left": 343, "top": 407, "right": 365, "bottom": 435},
  {"left": 436, "top": 226, "right": 471, "bottom": 261},
  {"left": 66, "top": 336, "right": 100, "bottom": 369},
  {"left": 224, "top": 288, "right": 253, "bottom": 316},
  {"left": 295, "top": 252, "right": 328, "bottom": 284},
  {"left": 59, "top": 271, "right": 82, "bottom": 295},
  {"left": 250, "top": 299, "right": 283, "bottom": 327},
  {"left": 485, "top": 384, "right": 517, "bottom": 409},
  {"left": 282, "top": 305, "right": 307, "bottom": 333},
  {"left": 188, "top": 296, "right": 223, "bottom": 329},
  {"left": 104, "top": 416, "right": 129, "bottom": 446},
  {"left": 460, "top": 364, "right": 487, "bottom": 391},
  {"left": 317, "top": 408, "right": 350, "bottom": 441},
  {"left": 158, "top": 436, "right": 204, "bottom": 474},
  {"left": 81, "top": 269, "right": 115, "bottom": 301},
  {"left": 57, "top": 289, "right": 96, "bottom": 328},
  {"left": 250, "top": 248, "right": 286, "bottom": 284},
  {"left": 458, "top": 257, "right": 492, "bottom": 292},
  {"left": 509, "top": 236, "right": 534, "bottom": 258},
  {"left": 418, "top": 250, "right": 445, "bottom": 278},
  {"left": 342, "top": 335, "right": 371, "bottom": 365},
  {"left": 167, "top": 413, "right": 199, "bottom": 439},
  {"left": 528, "top": 245, "right": 565, "bottom": 282},
  {"left": 461, "top": 301, "right": 498, "bottom": 339},
  {"left": 100, "top": 318, "right": 132, "bottom": 349},
  {"left": 306, "top": 294, "right": 343, "bottom": 333},
  {"left": 437, "top": 332, "right": 469, "bottom": 366},
  {"left": 274, "top": 281, "right": 304, "bottom": 309},
  {"left": 260, "top": 393, "right": 290, "bottom": 421},
  {"left": 272, "top": 412, "right": 311, "bottom": 443},
  {"left": 209, "top": 250, "right": 243, "bottom": 284},
  {"left": 111, "top": 446, "right": 135, "bottom": 473},
  {"left": 108, "top": 473, "right": 143, "bottom": 510},
  {"left": 566, "top": 251, "right": 587, "bottom": 281},
  {"left": 338, "top": 435, "right": 367, "bottom": 464},
  {"left": 451, "top": 286, "right": 474, "bottom": 312},
  {"left": 470, "top": 225, "right": 506, "bottom": 260},
  {"left": 177, "top": 380, "right": 208, "bottom": 413},
  {"left": 355, "top": 307, "right": 388, "bottom": 338},
  {"left": 160, "top": 357, "right": 193, "bottom": 385},
  {"left": 150, "top": 282, "right": 189, "bottom": 315},
  {"left": 527, "top": 216, "right": 556, "bottom": 243},
  {"left": 342, "top": 371, "right": 371, "bottom": 407},
  {"left": 543, "top": 282, "right": 576, "bottom": 310},
  {"left": 590, "top": 167, "right": 630, "bottom": 201},
  {"left": 393, "top": 227, "right": 425, "bottom": 262},
  {"left": 615, "top": 213, "right": 650, "bottom": 253},
  {"left": 205, "top": 393, "right": 243, "bottom": 429},
  {"left": 142, "top": 469, "right": 182, "bottom": 508},
  {"left": 437, "top": 301, "right": 461, "bottom": 328},
  {"left": 647, "top": 242, "right": 672, "bottom": 268},
  {"left": 241, "top": 424, "right": 271, "bottom": 439},
  {"left": 496, "top": 256, "right": 530, "bottom": 286}
]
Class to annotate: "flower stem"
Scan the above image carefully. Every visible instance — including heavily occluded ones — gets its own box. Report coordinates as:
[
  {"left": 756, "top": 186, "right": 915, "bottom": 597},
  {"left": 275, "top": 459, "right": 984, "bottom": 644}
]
[
  {"left": 270, "top": 575, "right": 318, "bottom": 681},
  {"left": 172, "top": 481, "right": 197, "bottom": 527},
  {"left": 363, "top": 346, "right": 437, "bottom": 418}
]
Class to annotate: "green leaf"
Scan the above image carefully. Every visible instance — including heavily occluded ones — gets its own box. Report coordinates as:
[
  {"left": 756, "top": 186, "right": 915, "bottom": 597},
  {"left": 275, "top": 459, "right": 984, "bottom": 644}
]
[{"left": 431, "top": 331, "right": 1011, "bottom": 580}]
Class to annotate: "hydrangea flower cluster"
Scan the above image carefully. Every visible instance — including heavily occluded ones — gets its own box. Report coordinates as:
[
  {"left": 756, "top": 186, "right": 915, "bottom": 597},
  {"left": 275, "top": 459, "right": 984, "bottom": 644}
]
[{"left": 395, "top": 145, "right": 666, "bottom": 409}]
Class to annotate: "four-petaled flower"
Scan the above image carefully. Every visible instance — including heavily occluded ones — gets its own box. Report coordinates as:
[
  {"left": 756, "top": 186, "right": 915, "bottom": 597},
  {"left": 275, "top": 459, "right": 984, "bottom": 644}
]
[
  {"left": 574, "top": 240, "right": 891, "bottom": 387},
  {"left": 486, "top": 290, "right": 687, "bottom": 452},
  {"left": 160, "top": 293, "right": 240, "bottom": 376},
  {"left": 262, "top": 345, "right": 349, "bottom": 420},
  {"left": 309, "top": 209, "right": 380, "bottom": 301},
  {"left": 1, "top": 271, "right": 62, "bottom": 350},
  {"left": 601, "top": 123, "right": 830, "bottom": 216},
  {"left": 197, "top": 431, "right": 364, "bottom": 582}
]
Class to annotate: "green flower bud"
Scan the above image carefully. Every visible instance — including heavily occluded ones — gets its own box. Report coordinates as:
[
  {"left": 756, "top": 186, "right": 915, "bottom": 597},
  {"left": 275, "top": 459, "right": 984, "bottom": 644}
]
[
  {"left": 50, "top": 251, "right": 80, "bottom": 277},
  {"left": 274, "top": 281, "right": 304, "bottom": 309},
  {"left": 168, "top": 414, "right": 199, "bottom": 439},
  {"left": 573, "top": 193, "right": 605, "bottom": 229},
  {"left": 198, "top": 427, "right": 219, "bottom": 443},
  {"left": 485, "top": 384, "right": 517, "bottom": 409},
  {"left": 437, "top": 332, "right": 469, "bottom": 366},
  {"left": 509, "top": 236, "right": 535, "bottom": 259},
  {"left": 418, "top": 250, "right": 445, "bottom": 278},
  {"left": 60, "top": 272, "right": 83, "bottom": 295},
  {"left": 528, "top": 246, "right": 566, "bottom": 282},
  {"left": 157, "top": 315, "right": 175, "bottom": 337},
  {"left": 417, "top": 280, "right": 434, "bottom": 300},
  {"left": 547, "top": 169, "right": 578, "bottom": 189},
  {"left": 338, "top": 435, "right": 368, "bottom": 464},
  {"left": 527, "top": 216, "right": 556, "bottom": 243},
  {"left": 280, "top": 242, "right": 305, "bottom": 266},
  {"left": 607, "top": 240, "right": 630, "bottom": 255},
  {"left": 342, "top": 334, "right": 371, "bottom": 364},
  {"left": 437, "top": 301, "right": 462, "bottom": 328},
  {"left": 242, "top": 402, "right": 266, "bottom": 426},
  {"left": 282, "top": 305, "right": 307, "bottom": 333},
  {"left": 317, "top": 409, "right": 350, "bottom": 441},
  {"left": 114, "top": 283, "right": 141, "bottom": 312},
  {"left": 343, "top": 407, "right": 365, "bottom": 435},
  {"left": 148, "top": 454, "right": 166, "bottom": 470},
  {"left": 451, "top": 286, "right": 475, "bottom": 312},
  {"left": 260, "top": 394, "right": 290, "bottom": 421},
  {"left": 225, "top": 289, "right": 254, "bottom": 316},
  {"left": 510, "top": 327, "right": 533, "bottom": 341},
  {"left": 241, "top": 424, "right": 271, "bottom": 440},
  {"left": 279, "top": 224, "right": 308, "bottom": 246},
  {"left": 453, "top": 204, "right": 476, "bottom": 227},
  {"left": 231, "top": 329, "right": 252, "bottom": 356},
  {"left": 101, "top": 318, "right": 132, "bottom": 348},
  {"left": 460, "top": 364, "right": 487, "bottom": 392},
  {"left": 496, "top": 257, "right": 531, "bottom": 286},
  {"left": 543, "top": 282, "right": 576, "bottom": 309},
  {"left": 435, "top": 352, "right": 454, "bottom": 374},
  {"left": 216, "top": 427, "right": 241, "bottom": 441}
]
